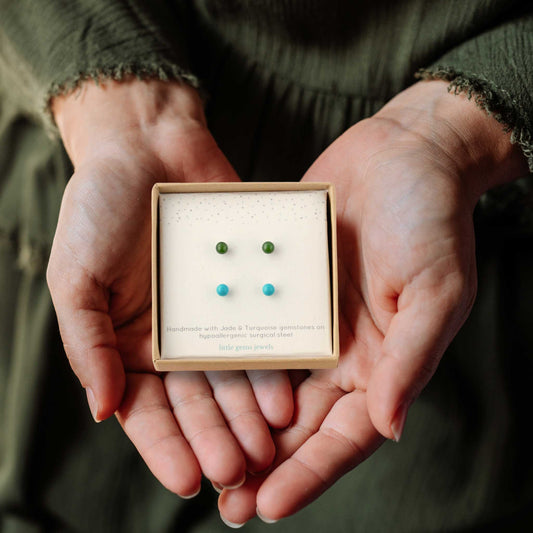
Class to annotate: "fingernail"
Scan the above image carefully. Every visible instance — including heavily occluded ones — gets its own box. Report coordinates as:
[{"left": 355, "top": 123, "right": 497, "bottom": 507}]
[
  {"left": 221, "top": 473, "right": 246, "bottom": 490},
  {"left": 249, "top": 463, "right": 274, "bottom": 476},
  {"left": 219, "top": 513, "right": 246, "bottom": 529},
  {"left": 391, "top": 402, "right": 409, "bottom": 442},
  {"left": 181, "top": 486, "right": 201, "bottom": 499},
  {"left": 256, "top": 508, "right": 278, "bottom": 524},
  {"left": 86, "top": 387, "right": 101, "bottom": 423},
  {"left": 212, "top": 481, "right": 223, "bottom": 494}
]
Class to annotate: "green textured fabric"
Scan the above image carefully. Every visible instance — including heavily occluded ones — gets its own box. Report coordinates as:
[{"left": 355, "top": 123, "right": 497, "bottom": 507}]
[
  {"left": 419, "top": 11, "right": 533, "bottom": 172},
  {"left": 1, "top": 1, "right": 533, "bottom": 531},
  {"left": 0, "top": 0, "right": 198, "bottom": 128}
]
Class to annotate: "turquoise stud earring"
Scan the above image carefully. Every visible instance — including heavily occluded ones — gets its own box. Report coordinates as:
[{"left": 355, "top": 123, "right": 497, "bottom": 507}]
[
  {"left": 216, "top": 241, "right": 228, "bottom": 254},
  {"left": 262, "top": 283, "right": 275, "bottom": 296},
  {"left": 262, "top": 241, "right": 275, "bottom": 254},
  {"left": 217, "top": 284, "right": 229, "bottom": 296}
]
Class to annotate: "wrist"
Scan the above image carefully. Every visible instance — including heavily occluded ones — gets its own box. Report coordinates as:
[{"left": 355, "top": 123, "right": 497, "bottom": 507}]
[
  {"left": 376, "top": 80, "right": 528, "bottom": 206},
  {"left": 52, "top": 77, "right": 206, "bottom": 167}
]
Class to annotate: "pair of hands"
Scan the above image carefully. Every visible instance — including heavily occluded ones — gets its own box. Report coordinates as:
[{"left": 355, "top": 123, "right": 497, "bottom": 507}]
[{"left": 47, "top": 78, "right": 526, "bottom": 525}]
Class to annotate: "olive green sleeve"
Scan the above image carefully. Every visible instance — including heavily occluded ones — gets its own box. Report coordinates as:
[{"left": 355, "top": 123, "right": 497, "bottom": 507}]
[
  {"left": 417, "top": 11, "right": 533, "bottom": 174},
  {"left": 0, "top": 0, "right": 199, "bottom": 126}
]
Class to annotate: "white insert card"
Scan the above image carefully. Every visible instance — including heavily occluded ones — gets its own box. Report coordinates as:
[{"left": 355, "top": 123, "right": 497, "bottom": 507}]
[{"left": 159, "top": 190, "right": 332, "bottom": 358}]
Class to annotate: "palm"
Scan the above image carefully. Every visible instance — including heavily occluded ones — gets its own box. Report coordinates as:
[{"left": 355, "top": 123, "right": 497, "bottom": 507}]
[
  {"left": 48, "top": 124, "right": 294, "bottom": 497},
  {"left": 218, "top": 113, "right": 478, "bottom": 522}
]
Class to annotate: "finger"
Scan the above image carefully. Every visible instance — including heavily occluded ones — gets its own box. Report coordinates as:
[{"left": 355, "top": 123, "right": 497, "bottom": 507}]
[
  {"left": 194, "top": 143, "right": 241, "bottom": 184},
  {"left": 336, "top": 259, "right": 384, "bottom": 389},
  {"left": 288, "top": 369, "right": 310, "bottom": 389},
  {"left": 116, "top": 311, "right": 154, "bottom": 372},
  {"left": 367, "top": 267, "right": 476, "bottom": 441},
  {"left": 172, "top": 129, "right": 242, "bottom": 185},
  {"left": 47, "top": 258, "right": 125, "bottom": 421},
  {"left": 256, "top": 391, "right": 383, "bottom": 521},
  {"left": 218, "top": 476, "right": 264, "bottom": 527},
  {"left": 218, "top": 374, "right": 344, "bottom": 524},
  {"left": 245, "top": 370, "right": 294, "bottom": 428},
  {"left": 115, "top": 373, "right": 202, "bottom": 498},
  {"left": 205, "top": 371, "right": 276, "bottom": 473},
  {"left": 165, "top": 371, "right": 247, "bottom": 488},
  {"left": 273, "top": 374, "right": 345, "bottom": 455}
]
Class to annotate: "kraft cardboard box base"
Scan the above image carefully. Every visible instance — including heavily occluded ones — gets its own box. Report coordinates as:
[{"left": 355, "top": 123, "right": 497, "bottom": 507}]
[{"left": 152, "top": 182, "right": 339, "bottom": 371}]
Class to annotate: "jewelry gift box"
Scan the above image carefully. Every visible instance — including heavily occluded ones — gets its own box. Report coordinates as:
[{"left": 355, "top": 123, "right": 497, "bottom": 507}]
[{"left": 152, "top": 182, "right": 339, "bottom": 370}]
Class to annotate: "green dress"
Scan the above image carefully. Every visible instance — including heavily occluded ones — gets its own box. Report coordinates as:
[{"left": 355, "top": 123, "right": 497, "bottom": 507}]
[{"left": 1, "top": 1, "right": 532, "bottom": 531}]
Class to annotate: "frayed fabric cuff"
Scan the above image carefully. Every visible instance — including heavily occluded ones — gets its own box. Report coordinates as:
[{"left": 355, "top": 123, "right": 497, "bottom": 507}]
[
  {"left": 43, "top": 61, "right": 202, "bottom": 135},
  {"left": 416, "top": 67, "right": 533, "bottom": 174}
]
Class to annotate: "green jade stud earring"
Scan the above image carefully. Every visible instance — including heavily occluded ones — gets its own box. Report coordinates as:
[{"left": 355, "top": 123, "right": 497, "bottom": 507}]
[
  {"left": 262, "top": 241, "right": 275, "bottom": 254},
  {"left": 216, "top": 241, "right": 228, "bottom": 254}
]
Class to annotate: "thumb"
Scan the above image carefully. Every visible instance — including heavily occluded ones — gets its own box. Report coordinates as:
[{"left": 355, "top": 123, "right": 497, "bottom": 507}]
[
  {"left": 47, "top": 258, "right": 125, "bottom": 422},
  {"left": 192, "top": 143, "right": 241, "bottom": 184},
  {"left": 366, "top": 270, "right": 476, "bottom": 441},
  {"left": 165, "top": 127, "right": 242, "bottom": 184}
]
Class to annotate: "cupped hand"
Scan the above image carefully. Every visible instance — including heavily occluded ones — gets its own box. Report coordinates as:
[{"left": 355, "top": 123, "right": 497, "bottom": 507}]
[
  {"left": 218, "top": 80, "right": 528, "bottom": 524},
  {"left": 47, "top": 78, "right": 293, "bottom": 498}
]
